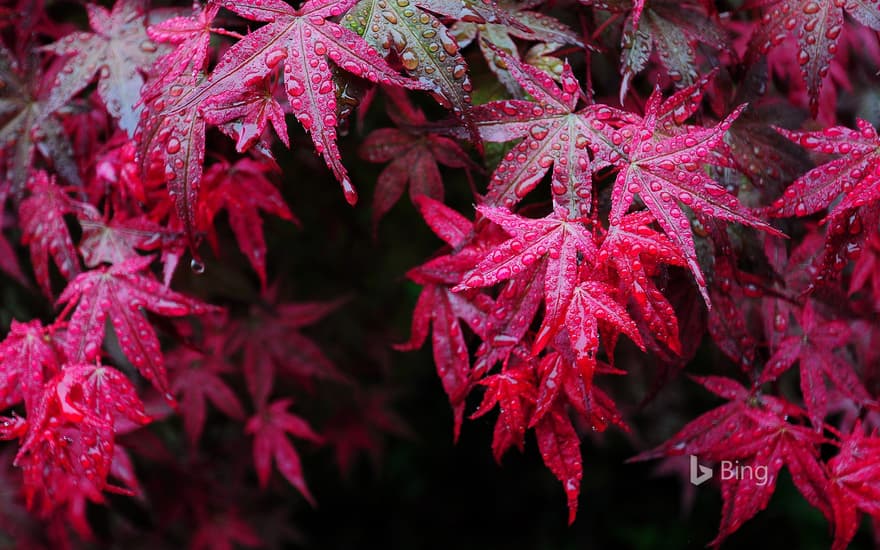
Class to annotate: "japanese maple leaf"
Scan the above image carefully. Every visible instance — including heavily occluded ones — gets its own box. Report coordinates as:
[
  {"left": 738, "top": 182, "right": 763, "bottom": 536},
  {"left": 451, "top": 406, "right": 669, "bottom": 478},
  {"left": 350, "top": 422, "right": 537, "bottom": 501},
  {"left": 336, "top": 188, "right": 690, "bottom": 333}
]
[
  {"left": 632, "top": 376, "right": 830, "bottom": 546},
  {"left": 582, "top": 0, "right": 729, "bottom": 100},
  {"left": 200, "top": 81, "right": 289, "bottom": 155},
  {"left": 0, "top": 44, "right": 80, "bottom": 194},
  {"left": 230, "top": 290, "right": 346, "bottom": 408},
  {"left": 771, "top": 119, "right": 880, "bottom": 223},
  {"left": 453, "top": 206, "right": 598, "bottom": 353},
  {"left": 43, "top": 0, "right": 163, "bottom": 134},
  {"left": 451, "top": 0, "right": 583, "bottom": 95},
  {"left": 825, "top": 421, "right": 880, "bottom": 550},
  {"left": 399, "top": 196, "right": 493, "bottom": 437},
  {"left": 446, "top": 48, "right": 636, "bottom": 218},
  {"left": 140, "top": 0, "right": 427, "bottom": 248},
  {"left": 342, "top": 0, "right": 484, "bottom": 144},
  {"left": 0, "top": 228, "right": 27, "bottom": 288},
  {"left": 323, "top": 388, "right": 412, "bottom": 475},
  {"left": 759, "top": 300, "right": 872, "bottom": 429},
  {"left": 359, "top": 89, "right": 476, "bottom": 231},
  {"left": 56, "top": 255, "right": 217, "bottom": 396},
  {"left": 245, "top": 399, "right": 322, "bottom": 503},
  {"left": 0, "top": 320, "right": 63, "bottom": 411},
  {"left": 18, "top": 171, "right": 82, "bottom": 297},
  {"left": 15, "top": 364, "right": 151, "bottom": 524},
  {"left": 168, "top": 331, "right": 245, "bottom": 446},
  {"left": 398, "top": 280, "right": 490, "bottom": 438},
  {"left": 556, "top": 276, "right": 645, "bottom": 384},
  {"left": 596, "top": 209, "right": 686, "bottom": 295},
  {"left": 77, "top": 210, "right": 176, "bottom": 268},
  {"left": 199, "top": 158, "right": 297, "bottom": 288},
  {"left": 470, "top": 361, "right": 537, "bottom": 462},
  {"left": 472, "top": 260, "right": 545, "bottom": 374},
  {"left": 533, "top": 349, "right": 628, "bottom": 433},
  {"left": 535, "top": 401, "right": 582, "bottom": 524},
  {"left": 607, "top": 91, "right": 778, "bottom": 302},
  {"left": 144, "top": 1, "right": 219, "bottom": 101},
  {"left": 746, "top": 0, "right": 880, "bottom": 118}
]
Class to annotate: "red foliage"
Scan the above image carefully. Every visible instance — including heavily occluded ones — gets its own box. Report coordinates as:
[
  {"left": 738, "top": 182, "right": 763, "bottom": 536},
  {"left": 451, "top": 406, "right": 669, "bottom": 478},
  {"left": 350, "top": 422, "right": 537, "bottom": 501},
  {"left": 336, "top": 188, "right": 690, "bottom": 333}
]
[{"left": 0, "top": 0, "right": 879, "bottom": 547}]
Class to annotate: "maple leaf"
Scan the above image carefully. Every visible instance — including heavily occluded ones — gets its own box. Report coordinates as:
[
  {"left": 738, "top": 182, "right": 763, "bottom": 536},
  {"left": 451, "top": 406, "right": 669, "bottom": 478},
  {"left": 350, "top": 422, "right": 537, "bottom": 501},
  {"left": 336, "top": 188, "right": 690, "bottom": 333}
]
[
  {"left": 453, "top": 206, "right": 597, "bottom": 348},
  {"left": 535, "top": 402, "right": 582, "bottom": 524},
  {"left": 759, "top": 300, "right": 872, "bottom": 429},
  {"left": 56, "top": 255, "right": 217, "bottom": 396},
  {"left": 323, "top": 388, "right": 412, "bottom": 475},
  {"left": 144, "top": 1, "right": 219, "bottom": 101},
  {"left": 43, "top": 0, "right": 163, "bottom": 134},
  {"left": 245, "top": 398, "right": 322, "bottom": 503},
  {"left": 77, "top": 210, "right": 175, "bottom": 268},
  {"left": 451, "top": 0, "right": 583, "bottom": 95},
  {"left": 0, "top": 44, "right": 80, "bottom": 194},
  {"left": 139, "top": 0, "right": 428, "bottom": 248},
  {"left": 18, "top": 171, "right": 82, "bottom": 297},
  {"left": 632, "top": 376, "right": 831, "bottom": 546},
  {"left": 399, "top": 196, "right": 494, "bottom": 436},
  {"left": 533, "top": 349, "right": 628, "bottom": 432},
  {"left": 771, "top": 119, "right": 880, "bottom": 222},
  {"left": 471, "top": 361, "right": 537, "bottom": 462},
  {"left": 200, "top": 80, "right": 290, "bottom": 155},
  {"left": 447, "top": 48, "right": 636, "bottom": 218},
  {"left": 596, "top": 209, "right": 686, "bottom": 295},
  {"left": 342, "top": 0, "right": 482, "bottom": 144},
  {"left": 359, "top": 88, "right": 476, "bottom": 231},
  {"left": 582, "top": 0, "right": 729, "bottom": 100},
  {"left": 168, "top": 343, "right": 245, "bottom": 447},
  {"left": 199, "top": 158, "right": 297, "bottom": 288},
  {"left": 472, "top": 260, "right": 545, "bottom": 374},
  {"left": 230, "top": 290, "right": 347, "bottom": 408},
  {"left": 746, "top": 0, "right": 880, "bottom": 118},
  {"left": 826, "top": 421, "right": 880, "bottom": 550},
  {"left": 607, "top": 91, "right": 778, "bottom": 302},
  {"left": 14, "top": 364, "right": 151, "bottom": 526},
  {"left": 0, "top": 320, "right": 63, "bottom": 411}
]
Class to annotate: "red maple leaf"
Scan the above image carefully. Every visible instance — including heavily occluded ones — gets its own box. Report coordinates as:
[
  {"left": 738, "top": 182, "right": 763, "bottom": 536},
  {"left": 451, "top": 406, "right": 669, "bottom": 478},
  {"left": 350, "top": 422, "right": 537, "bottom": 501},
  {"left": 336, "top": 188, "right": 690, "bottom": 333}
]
[
  {"left": 56, "top": 255, "right": 217, "bottom": 396},
  {"left": 43, "top": 0, "right": 163, "bottom": 134},
  {"left": 14, "top": 364, "right": 151, "bottom": 534},
  {"left": 0, "top": 319, "right": 63, "bottom": 411},
  {"left": 581, "top": 0, "right": 729, "bottom": 100},
  {"left": 747, "top": 0, "right": 880, "bottom": 117},
  {"left": 470, "top": 360, "right": 537, "bottom": 462},
  {"left": 359, "top": 88, "right": 477, "bottom": 232},
  {"left": 168, "top": 323, "right": 245, "bottom": 446},
  {"left": 632, "top": 376, "right": 830, "bottom": 546},
  {"left": 450, "top": 47, "right": 635, "bottom": 218},
  {"left": 18, "top": 171, "right": 82, "bottom": 297},
  {"left": 535, "top": 401, "right": 582, "bottom": 524},
  {"left": 139, "top": 0, "right": 429, "bottom": 247},
  {"left": 230, "top": 289, "right": 347, "bottom": 408},
  {"left": 759, "top": 300, "right": 872, "bottom": 429},
  {"left": 607, "top": 91, "right": 778, "bottom": 302},
  {"left": 245, "top": 398, "right": 323, "bottom": 503},
  {"left": 826, "top": 421, "right": 880, "bottom": 550},
  {"left": 199, "top": 157, "right": 297, "bottom": 288}
]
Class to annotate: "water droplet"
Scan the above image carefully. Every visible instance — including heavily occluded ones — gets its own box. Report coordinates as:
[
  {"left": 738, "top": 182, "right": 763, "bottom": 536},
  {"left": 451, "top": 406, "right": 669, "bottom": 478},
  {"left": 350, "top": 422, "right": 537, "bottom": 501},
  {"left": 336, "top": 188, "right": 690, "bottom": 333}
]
[
  {"left": 530, "top": 125, "right": 549, "bottom": 140},
  {"left": 190, "top": 259, "right": 205, "bottom": 274}
]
